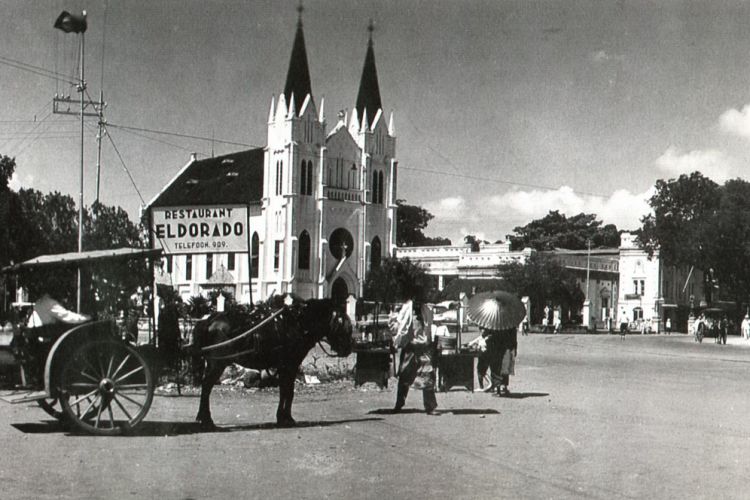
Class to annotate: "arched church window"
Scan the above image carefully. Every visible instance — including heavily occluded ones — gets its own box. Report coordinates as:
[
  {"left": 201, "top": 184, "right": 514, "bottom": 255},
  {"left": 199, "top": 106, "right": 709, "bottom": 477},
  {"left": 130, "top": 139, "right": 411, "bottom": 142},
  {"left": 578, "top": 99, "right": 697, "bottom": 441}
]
[
  {"left": 378, "top": 171, "right": 385, "bottom": 204},
  {"left": 370, "top": 236, "right": 382, "bottom": 270},
  {"left": 251, "top": 232, "right": 259, "bottom": 278},
  {"left": 298, "top": 231, "right": 311, "bottom": 270},
  {"left": 307, "top": 161, "right": 314, "bottom": 195},
  {"left": 372, "top": 170, "right": 379, "bottom": 204},
  {"left": 300, "top": 159, "right": 307, "bottom": 195},
  {"left": 349, "top": 163, "right": 357, "bottom": 189}
]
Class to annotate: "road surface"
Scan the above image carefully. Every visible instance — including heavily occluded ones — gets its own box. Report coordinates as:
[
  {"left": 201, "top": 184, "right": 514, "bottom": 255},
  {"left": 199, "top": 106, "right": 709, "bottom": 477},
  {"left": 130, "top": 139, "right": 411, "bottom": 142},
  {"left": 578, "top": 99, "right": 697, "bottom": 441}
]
[{"left": 1, "top": 333, "right": 749, "bottom": 499}]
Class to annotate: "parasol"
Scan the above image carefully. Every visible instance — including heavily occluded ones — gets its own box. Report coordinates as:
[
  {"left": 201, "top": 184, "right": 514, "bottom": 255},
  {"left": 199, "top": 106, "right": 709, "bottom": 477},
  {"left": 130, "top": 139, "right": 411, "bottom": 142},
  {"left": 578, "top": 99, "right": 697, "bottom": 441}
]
[{"left": 466, "top": 291, "right": 526, "bottom": 331}]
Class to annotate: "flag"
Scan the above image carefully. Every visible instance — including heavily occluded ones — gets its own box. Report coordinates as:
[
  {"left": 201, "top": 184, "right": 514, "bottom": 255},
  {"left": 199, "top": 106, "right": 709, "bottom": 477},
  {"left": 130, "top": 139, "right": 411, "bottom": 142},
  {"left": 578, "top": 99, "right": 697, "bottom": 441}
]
[{"left": 54, "top": 10, "right": 87, "bottom": 34}]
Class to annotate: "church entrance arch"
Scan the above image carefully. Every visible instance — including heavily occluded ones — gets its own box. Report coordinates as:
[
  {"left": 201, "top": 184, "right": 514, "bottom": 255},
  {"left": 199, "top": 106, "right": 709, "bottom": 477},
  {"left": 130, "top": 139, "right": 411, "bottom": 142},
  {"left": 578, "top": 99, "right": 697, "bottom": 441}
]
[{"left": 331, "top": 278, "right": 349, "bottom": 306}]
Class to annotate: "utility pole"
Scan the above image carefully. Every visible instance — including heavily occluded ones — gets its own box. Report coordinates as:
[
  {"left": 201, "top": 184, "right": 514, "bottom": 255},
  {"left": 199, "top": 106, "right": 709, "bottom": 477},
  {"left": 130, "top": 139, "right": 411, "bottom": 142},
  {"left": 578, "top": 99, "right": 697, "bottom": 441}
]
[
  {"left": 583, "top": 238, "right": 592, "bottom": 331},
  {"left": 95, "top": 90, "right": 106, "bottom": 204},
  {"left": 53, "top": 10, "right": 104, "bottom": 312}
]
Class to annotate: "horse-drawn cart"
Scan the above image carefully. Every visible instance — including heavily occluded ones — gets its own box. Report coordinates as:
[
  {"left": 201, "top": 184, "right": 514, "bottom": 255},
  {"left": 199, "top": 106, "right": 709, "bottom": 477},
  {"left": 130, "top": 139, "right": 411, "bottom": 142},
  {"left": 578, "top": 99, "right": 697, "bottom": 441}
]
[{"left": 0, "top": 248, "right": 161, "bottom": 435}]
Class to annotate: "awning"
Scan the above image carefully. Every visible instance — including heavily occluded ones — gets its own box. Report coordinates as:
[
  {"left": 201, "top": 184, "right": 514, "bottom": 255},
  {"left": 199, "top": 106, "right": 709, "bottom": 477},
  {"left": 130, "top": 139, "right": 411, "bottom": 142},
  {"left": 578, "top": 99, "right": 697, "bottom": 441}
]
[{"left": 2, "top": 247, "right": 163, "bottom": 273}]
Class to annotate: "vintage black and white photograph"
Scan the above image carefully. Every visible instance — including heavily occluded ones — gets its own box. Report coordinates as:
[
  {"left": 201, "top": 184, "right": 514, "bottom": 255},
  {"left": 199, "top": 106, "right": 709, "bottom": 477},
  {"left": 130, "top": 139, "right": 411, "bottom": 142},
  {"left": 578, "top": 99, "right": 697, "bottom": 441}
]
[{"left": 2, "top": 1, "right": 750, "bottom": 498}]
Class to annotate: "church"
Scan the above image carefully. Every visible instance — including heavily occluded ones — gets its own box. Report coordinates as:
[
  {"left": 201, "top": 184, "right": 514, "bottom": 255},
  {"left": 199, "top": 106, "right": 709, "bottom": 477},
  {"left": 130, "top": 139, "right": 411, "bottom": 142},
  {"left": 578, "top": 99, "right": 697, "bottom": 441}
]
[{"left": 146, "top": 11, "right": 397, "bottom": 305}]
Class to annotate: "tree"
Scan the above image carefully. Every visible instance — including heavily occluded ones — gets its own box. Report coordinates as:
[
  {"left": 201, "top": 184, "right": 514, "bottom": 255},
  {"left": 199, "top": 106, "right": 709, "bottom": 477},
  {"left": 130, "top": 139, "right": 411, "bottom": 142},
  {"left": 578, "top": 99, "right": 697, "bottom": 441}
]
[
  {"left": 638, "top": 172, "right": 719, "bottom": 269},
  {"left": 636, "top": 172, "right": 750, "bottom": 308},
  {"left": 508, "top": 210, "right": 620, "bottom": 251},
  {"left": 0, "top": 154, "right": 14, "bottom": 190},
  {"left": 497, "top": 253, "right": 584, "bottom": 322},
  {"left": 364, "top": 256, "right": 436, "bottom": 304},
  {"left": 0, "top": 155, "right": 14, "bottom": 316},
  {"left": 4, "top": 184, "right": 146, "bottom": 315},
  {"left": 396, "top": 199, "right": 451, "bottom": 247},
  {"left": 0, "top": 155, "right": 15, "bottom": 266}
]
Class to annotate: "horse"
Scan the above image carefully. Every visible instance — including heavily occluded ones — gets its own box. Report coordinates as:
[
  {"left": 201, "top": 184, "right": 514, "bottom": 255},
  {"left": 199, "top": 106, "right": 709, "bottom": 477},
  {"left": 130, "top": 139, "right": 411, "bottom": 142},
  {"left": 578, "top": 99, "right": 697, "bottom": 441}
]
[{"left": 190, "top": 295, "right": 353, "bottom": 429}]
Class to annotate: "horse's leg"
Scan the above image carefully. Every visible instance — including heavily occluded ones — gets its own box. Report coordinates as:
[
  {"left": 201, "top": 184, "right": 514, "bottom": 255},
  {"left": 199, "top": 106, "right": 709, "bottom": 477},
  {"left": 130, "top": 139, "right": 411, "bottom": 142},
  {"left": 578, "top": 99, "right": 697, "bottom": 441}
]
[
  {"left": 276, "top": 366, "right": 297, "bottom": 427},
  {"left": 196, "top": 360, "right": 226, "bottom": 430}
]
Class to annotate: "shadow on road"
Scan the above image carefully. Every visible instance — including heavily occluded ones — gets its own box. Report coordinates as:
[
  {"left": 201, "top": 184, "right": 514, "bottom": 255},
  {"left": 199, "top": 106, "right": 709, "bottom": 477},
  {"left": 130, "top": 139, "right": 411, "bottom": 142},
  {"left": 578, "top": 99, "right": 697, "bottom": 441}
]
[
  {"left": 502, "top": 392, "right": 549, "bottom": 399},
  {"left": 11, "top": 416, "right": 384, "bottom": 436},
  {"left": 368, "top": 408, "right": 501, "bottom": 415}
]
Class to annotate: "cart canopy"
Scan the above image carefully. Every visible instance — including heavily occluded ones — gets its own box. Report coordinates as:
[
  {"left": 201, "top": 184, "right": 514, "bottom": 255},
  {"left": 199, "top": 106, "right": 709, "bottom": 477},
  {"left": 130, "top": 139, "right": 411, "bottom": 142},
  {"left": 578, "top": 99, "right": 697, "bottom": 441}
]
[{"left": 2, "top": 247, "right": 162, "bottom": 273}]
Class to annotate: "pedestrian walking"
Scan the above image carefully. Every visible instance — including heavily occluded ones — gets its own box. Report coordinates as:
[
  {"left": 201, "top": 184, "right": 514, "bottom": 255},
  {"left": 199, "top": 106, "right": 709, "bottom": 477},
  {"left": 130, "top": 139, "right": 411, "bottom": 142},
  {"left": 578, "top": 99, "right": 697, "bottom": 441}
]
[
  {"left": 393, "top": 299, "right": 439, "bottom": 415},
  {"left": 465, "top": 291, "right": 526, "bottom": 397},
  {"left": 665, "top": 317, "right": 672, "bottom": 335},
  {"left": 486, "top": 327, "right": 517, "bottom": 396},
  {"left": 619, "top": 314, "right": 629, "bottom": 340}
]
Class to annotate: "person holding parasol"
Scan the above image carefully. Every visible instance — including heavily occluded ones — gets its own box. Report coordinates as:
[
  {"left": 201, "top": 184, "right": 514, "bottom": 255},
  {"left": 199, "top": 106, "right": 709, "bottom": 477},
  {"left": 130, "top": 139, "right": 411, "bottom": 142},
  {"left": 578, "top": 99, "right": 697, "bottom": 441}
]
[{"left": 467, "top": 291, "right": 526, "bottom": 397}]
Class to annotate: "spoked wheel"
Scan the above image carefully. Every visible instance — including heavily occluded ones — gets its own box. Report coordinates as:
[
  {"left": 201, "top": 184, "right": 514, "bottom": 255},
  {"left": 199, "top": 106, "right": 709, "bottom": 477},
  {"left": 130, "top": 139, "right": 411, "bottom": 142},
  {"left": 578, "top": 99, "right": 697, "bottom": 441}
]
[
  {"left": 60, "top": 339, "right": 154, "bottom": 435},
  {"left": 37, "top": 398, "right": 66, "bottom": 421}
]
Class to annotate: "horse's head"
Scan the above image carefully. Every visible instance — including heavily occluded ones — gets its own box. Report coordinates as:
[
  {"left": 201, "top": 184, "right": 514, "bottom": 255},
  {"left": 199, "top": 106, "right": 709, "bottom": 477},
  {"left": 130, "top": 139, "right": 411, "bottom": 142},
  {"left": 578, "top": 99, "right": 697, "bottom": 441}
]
[{"left": 300, "top": 298, "right": 353, "bottom": 357}]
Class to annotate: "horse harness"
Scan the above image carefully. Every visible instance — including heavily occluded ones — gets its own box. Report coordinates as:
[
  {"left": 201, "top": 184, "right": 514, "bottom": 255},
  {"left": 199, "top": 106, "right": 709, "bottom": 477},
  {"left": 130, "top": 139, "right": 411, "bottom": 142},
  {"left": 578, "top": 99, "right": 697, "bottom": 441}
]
[{"left": 199, "top": 303, "right": 317, "bottom": 362}]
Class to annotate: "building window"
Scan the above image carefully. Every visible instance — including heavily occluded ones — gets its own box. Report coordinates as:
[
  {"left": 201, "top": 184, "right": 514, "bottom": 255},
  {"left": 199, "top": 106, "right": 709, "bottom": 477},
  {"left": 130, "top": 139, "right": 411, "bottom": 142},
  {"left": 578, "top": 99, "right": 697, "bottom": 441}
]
[
  {"left": 300, "top": 159, "right": 307, "bottom": 195},
  {"left": 372, "top": 170, "right": 378, "bottom": 204},
  {"left": 307, "top": 161, "right": 314, "bottom": 195},
  {"left": 274, "top": 241, "right": 282, "bottom": 271},
  {"left": 251, "top": 233, "right": 259, "bottom": 278},
  {"left": 206, "top": 254, "right": 213, "bottom": 279},
  {"left": 370, "top": 236, "right": 382, "bottom": 270},
  {"left": 185, "top": 255, "right": 192, "bottom": 280},
  {"left": 227, "top": 252, "right": 235, "bottom": 271},
  {"left": 633, "top": 307, "right": 643, "bottom": 321},
  {"left": 276, "top": 160, "right": 283, "bottom": 195},
  {"left": 378, "top": 170, "right": 384, "bottom": 204},
  {"left": 298, "top": 231, "right": 311, "bottom": 270}
]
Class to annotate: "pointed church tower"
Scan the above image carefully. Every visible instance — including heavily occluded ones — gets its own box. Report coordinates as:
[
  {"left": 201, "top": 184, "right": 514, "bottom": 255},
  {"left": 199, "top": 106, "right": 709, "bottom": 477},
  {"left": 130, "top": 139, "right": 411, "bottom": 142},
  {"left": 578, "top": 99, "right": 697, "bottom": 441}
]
[
  {"left": 351, "top": 21, "right": 397, "bottom": 262},
  {"left": 261, "top": 4, "right": 326, "bottom": 299},
  {"left": 355, "top": 21, "right": 383, "bottom": 131}
]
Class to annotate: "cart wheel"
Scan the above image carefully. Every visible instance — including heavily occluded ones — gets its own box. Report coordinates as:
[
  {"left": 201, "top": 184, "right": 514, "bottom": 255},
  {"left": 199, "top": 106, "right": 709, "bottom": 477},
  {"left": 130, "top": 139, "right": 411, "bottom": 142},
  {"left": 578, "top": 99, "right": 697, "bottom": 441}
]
[
  {"left": 60, "top": 339, "right": 154, "bottom": 435},
  {"left": 37, "top": 398, "right": 66, "bottom": 421}
]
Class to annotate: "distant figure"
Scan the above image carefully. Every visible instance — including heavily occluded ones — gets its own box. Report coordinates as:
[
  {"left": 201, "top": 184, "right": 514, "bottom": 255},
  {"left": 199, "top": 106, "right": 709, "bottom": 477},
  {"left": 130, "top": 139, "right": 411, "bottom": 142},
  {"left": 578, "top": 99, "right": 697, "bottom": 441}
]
[
  {"left": 665, "top": 317, "right": 672, "bottom": 335},
  {"left": 741, "top": 315, "right": 750, "bottom": 340},
  {"left": 620, "top": 314, "right": 629, "bottom": 340},
  {"left": 541, "top": 315, "right": 549, "bottom": 333},
  {"left": 521, "top": 317, "right": 529, "bottom": 336},
  {"left": 718, "top": 315, "right": 728, "bottom": 345},
  {"left": 553, "top": 314, "right": 562, "bottom": 334}
]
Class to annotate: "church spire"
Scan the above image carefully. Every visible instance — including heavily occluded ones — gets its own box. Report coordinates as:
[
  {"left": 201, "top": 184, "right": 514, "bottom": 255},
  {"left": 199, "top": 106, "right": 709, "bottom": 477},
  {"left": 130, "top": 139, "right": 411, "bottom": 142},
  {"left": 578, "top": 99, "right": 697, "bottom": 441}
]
[
  {"left": 283, "top": 2, "right": 312, "bottom": 107},
  {"left": 355, "top": 19, "right": 383, "bottom": 130}
]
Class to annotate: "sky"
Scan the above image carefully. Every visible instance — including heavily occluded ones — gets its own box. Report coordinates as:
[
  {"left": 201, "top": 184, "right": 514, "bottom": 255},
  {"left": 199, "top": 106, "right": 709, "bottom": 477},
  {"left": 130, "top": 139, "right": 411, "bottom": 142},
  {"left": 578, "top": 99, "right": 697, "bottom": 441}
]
[{"left": 3, "top": 0, "right": 750, "bottom": 245}]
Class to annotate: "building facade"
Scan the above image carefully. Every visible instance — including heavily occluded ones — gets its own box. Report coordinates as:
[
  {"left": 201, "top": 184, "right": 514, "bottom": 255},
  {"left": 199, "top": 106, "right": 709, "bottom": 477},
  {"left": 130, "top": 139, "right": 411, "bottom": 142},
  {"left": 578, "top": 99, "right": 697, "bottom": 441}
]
[
  {"left": 147, "top": 13, "right": 397, "bottom": 305},
  {"left": 398, "top": 232, "right": 704, "bottom": 332}
]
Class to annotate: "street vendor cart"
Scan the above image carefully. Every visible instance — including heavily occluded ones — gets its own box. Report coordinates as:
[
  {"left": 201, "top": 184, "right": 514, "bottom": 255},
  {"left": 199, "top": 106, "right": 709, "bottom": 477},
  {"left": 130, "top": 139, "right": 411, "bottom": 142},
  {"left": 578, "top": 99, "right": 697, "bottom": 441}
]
[
  {"left": 0, "top": 247, "right": 162, "bottom": 435},
  {"left": 352, "top": 301, "right": 394, "bottom": 388}
]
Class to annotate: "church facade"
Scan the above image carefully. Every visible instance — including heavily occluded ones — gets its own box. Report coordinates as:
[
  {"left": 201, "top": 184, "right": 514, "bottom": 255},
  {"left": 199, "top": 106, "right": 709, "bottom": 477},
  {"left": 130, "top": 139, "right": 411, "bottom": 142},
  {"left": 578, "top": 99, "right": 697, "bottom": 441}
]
[{"left": 146, "top": 13, "right": 397, "bottom": 305}]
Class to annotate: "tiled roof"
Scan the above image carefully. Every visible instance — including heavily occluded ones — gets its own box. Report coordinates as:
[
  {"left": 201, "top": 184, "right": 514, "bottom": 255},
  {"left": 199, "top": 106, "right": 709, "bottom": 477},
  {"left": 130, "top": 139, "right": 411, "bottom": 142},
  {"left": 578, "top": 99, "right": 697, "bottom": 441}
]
[{"left": 149, "top": 149, "right": 264, "bottom": 208}]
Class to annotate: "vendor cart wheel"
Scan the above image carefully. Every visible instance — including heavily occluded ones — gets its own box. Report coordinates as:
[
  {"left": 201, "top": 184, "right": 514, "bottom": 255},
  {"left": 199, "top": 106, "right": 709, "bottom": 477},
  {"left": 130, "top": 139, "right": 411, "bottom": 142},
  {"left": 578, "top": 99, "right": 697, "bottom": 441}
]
[
  {"left": 37, "top": 398, "right": 66, "bottom": 421},
  {"left": 60, "top": 339, "right": 154, "bottom": 435}
]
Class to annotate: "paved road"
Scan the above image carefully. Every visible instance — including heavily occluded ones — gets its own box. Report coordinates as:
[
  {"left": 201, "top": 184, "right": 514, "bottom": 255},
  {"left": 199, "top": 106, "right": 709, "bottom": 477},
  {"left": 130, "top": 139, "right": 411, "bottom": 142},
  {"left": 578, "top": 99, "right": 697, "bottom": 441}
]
[{"left": 1, "top": 333, "right": 750, "bottom": 499}]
